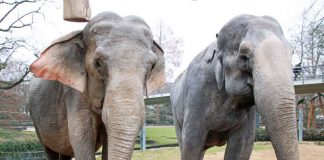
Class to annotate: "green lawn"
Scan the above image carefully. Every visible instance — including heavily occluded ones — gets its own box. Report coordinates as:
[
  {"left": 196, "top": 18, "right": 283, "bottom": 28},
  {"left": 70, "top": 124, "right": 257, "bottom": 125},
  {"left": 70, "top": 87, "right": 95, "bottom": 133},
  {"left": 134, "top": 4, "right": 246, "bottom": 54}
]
[
  {"left": 0, "top": 126, "right": 178, "bottom": 152},
  {"left": 131, "top": 142, "right": 273, "bottom": 160},
  {"left": 135, "top": 126, "right": 177, "bottom": 148},
  {"left": 1, "top": 126, "right": 274, "bottom": 160},
  {"left": 0, "top": 127, "right": 42, "bottom": 152},
  {"left": 132, "top": 127, "right": 273, "bottom": 160},
  {"left": 0, "top": 127, "right": 38, "bottom": 143}
]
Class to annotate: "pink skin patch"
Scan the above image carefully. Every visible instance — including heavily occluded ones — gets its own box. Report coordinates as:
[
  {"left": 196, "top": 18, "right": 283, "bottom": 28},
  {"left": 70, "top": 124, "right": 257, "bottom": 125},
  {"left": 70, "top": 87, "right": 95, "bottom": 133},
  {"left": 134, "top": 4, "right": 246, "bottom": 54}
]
[
  {"left": 29, "top": 51, "right": 78, "bottom": 90},
  {"left": 30, "top": 53, "right": 61, "bottom": 81}
]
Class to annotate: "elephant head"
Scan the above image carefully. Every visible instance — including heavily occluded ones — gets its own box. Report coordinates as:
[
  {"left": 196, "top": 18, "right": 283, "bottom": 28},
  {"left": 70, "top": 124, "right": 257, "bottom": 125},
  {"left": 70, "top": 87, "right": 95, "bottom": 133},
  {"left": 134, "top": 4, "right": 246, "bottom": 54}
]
[
  {"left": 214, "top": 15, "right": 298, "bottom": 159},
  {"left": 30, "top": 12, "right": 164, "bottom": 159}
]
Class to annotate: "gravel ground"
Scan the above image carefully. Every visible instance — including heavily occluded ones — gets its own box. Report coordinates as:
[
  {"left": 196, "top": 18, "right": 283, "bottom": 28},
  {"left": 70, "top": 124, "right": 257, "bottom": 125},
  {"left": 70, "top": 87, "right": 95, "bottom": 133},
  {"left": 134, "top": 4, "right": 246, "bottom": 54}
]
[{"left": 204, "top": 142, "right": 324, "bottom": 160}]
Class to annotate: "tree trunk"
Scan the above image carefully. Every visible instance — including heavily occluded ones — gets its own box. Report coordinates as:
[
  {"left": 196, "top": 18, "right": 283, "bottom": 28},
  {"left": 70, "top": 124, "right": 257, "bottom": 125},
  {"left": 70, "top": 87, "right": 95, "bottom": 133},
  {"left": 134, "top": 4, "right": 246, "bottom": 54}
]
[
  {"left": 307, "top": 99, "right": 315, "bottom": 129},
  {"left": 318, "top": 93, "right": 324, "bottom": 116}
]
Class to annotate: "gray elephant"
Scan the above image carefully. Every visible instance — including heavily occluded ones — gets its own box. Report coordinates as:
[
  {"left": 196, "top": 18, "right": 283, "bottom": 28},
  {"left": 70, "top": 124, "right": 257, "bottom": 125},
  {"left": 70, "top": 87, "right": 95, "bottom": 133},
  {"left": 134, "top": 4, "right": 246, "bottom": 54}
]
[
  {"left": 26, "top": 12, "right": 165, "bottom": 160},
  {"left": 171, "top": 14, "right": 298, "bottom": 160}
]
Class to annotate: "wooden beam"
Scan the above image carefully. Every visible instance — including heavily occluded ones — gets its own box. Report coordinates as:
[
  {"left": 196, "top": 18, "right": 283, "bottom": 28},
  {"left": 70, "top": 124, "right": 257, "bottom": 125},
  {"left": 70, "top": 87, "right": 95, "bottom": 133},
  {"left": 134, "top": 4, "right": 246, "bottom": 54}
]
[
  {"left": 63, "top": 0, "right": 91, "bottom": 22},
  {"left": 294, "top": 83, "right": 324, "bottom": 94},
  {"left": 307, "top": 99, "right": 315, "bottom": 129},
  {"left": 318, "top": 93, "right": 324, "bottom": 116},
  {"left": 144, "top": 96, "right": 170, "bottom": 105}
]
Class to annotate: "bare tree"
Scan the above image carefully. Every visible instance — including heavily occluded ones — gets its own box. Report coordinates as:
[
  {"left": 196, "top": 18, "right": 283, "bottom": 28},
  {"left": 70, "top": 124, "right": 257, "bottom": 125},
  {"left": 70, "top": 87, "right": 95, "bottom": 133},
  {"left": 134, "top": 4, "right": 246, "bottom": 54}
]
[
  {"left": 154, "top": 21, "right": 184, "bottom": 82},
  {"left": 0, "top": 0, "right": 43, "bottom": 89},
  {"left": 291, "top": 0, "right": 324, "bottom": 77}
]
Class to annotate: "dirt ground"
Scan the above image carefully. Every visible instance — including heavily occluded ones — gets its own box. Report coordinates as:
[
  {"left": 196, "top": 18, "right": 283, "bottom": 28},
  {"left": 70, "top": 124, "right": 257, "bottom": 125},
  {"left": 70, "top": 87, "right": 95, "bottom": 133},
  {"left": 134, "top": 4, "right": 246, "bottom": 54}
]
[{"left": 204, "top": 142, "right": 324, "bottom": 160}]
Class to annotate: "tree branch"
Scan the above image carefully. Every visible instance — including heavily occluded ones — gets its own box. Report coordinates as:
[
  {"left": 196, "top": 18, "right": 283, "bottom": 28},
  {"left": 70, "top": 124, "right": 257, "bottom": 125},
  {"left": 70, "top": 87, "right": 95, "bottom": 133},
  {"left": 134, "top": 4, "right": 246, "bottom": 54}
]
[
  {"left": 0, "top": 0, "right": 36, "bottom": 23},
  {"left": 0, "top": 7, "right": 40, "bottom": 32},
  {"left": 0, "top": 0, "right": 35, "bottom": 5},
  {"left": 0, "top": 68, "right": 30, "bottom": 89},
  {"left": 0, "top": 39, "right": 26, "bottom": 71}
]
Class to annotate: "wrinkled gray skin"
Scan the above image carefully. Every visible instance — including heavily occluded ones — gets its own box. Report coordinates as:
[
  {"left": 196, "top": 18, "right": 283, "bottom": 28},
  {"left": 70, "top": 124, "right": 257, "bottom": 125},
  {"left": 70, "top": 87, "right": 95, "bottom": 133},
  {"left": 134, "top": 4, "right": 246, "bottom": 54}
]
[
  {"left": 171, "top": 14, "right": 298, "bottom": 160},
  {"left": 27, "top": 12, "right": 164, "bottom": 160}
]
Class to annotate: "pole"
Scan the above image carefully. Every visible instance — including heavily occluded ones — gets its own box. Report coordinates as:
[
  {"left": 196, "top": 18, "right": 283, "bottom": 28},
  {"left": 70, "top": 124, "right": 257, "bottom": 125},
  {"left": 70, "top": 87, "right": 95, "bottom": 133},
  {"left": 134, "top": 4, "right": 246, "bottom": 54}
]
[
  {"left": 255, "top": 111, "right": 260, "bottom": 128},
  {"left": 140, "top": 120, "right": 146, "bottom": 151},
  {"left": 298, "top": 107, "right": 303, "bottom": 142},
  {"left": 301, "top": 64, "right": 304, "bottom": 84}
]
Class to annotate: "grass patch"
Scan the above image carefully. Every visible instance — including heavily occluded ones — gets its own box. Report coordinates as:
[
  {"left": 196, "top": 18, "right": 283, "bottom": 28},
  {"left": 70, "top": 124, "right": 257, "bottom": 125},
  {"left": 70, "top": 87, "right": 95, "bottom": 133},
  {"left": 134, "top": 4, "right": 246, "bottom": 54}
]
[
  {"left": 0, "top": 127, "right": 38, "bottom": 143},
  {"left": 315, "top": 141, "right": 324, "bottom": 146},
  {"left": 132, "top": 148, "right": 180, "bottom": 160},
  {"left": 0, "top": 127, "right": 42, "bottom": 152},
  {"left": 131, "top": 142, "right": 275, "bottom": 160},
  {"left": 135, "top": 126, "right": 177, "bottom": 148}
]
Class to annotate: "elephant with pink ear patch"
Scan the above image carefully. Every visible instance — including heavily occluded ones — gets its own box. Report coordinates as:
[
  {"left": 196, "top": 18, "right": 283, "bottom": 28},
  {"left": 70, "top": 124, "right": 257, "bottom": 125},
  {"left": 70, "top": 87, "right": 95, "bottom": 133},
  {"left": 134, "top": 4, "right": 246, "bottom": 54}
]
[{"left": 27, "top": 11, "right": 165, "bottom": 160}]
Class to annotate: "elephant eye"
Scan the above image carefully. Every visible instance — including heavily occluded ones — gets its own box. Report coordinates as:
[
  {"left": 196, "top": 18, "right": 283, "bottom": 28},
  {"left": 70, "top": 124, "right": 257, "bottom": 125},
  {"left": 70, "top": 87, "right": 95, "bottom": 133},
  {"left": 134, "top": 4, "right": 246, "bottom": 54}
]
[
  {"left": 93, "top": 58, "right": 107, "bottom": 80},
  {"left": 238, "top": 54, "right": 250, "bottom": 71},
  {"left": 94, "top": 59, "right": 104, "bottom": 69},
  {"left": 95, "top": 60, "right": 102, "bottom": 68}
]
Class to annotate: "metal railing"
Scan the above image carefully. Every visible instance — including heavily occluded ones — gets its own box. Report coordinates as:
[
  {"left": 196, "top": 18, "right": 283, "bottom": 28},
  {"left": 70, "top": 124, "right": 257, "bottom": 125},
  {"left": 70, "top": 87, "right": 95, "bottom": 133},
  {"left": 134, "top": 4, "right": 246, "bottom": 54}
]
[{"left": 293, "top": 64, "right": 324, "bottom": 84}]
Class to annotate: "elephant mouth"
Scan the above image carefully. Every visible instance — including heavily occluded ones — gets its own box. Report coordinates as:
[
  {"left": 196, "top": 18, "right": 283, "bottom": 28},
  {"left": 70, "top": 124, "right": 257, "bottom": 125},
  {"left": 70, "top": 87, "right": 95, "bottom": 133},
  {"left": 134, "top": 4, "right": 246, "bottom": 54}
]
[
  {"left": 228, "top": 84, "right": 253, "bottom": 98},
  {"left": 92, "top": 108, "right": 103, "bottom": 115},
  {"left": 244, "top": 84, "right": 254, "bottom": 99},
  {"left": 229, "top": 84, "right": 254, "bottom": 101},
  {"left": 243, "top": 84, "right": 253, "bottom": 97}
]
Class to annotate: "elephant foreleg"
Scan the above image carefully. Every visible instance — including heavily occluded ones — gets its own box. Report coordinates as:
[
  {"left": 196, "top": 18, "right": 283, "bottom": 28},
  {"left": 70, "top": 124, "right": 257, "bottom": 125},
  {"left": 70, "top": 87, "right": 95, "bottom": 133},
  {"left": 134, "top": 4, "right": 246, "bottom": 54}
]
[
  {"left": 224, "top": 106, "right": 256, "bottom": 160},
  {"left": 66, "top": 93, "right": 98, "bottom": 160},
  {"left": 67, "top": 110, "right": 97, "bottom": 160},
  {"left": 181, "top": 120, "right": 208, "bottom": 160},
  {"left": 174, "top": 119, "right": 183, "bottom": 153},
  {"left": 44, "top": 146, "right": 59, "bottom": 160},
  {"left": 101, "top": 131, "right": 108, "bottom": 160},
  {"left": 59, "top": 154, "right": 72, "bottom": 160}
]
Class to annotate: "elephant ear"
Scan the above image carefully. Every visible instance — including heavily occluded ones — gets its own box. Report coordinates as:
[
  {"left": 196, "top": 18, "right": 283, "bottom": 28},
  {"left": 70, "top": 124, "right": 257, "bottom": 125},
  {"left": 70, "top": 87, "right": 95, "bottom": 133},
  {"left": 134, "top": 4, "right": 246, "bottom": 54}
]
[
  {"left": 29, "top": 31, "right": 86, "bottom": 92},
  {"left": 146, "top": 41, "right": 165, "bottom": 95},
  {"left": 204, "top": 41, "right": 224, "bottom": 90},
  {"left": 205, "top": 41, "right": 217, "bottom": 63},
  {"left": 215, "top": 52, "right": 225, "bottom": 90}
]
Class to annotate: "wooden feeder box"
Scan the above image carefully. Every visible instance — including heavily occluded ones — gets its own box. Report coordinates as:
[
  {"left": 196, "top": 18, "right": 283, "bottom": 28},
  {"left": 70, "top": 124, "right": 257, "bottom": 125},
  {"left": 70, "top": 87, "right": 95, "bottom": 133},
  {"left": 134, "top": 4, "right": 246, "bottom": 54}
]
[{"left": 63, "top": 0, "right": 91, "bottom": 22}]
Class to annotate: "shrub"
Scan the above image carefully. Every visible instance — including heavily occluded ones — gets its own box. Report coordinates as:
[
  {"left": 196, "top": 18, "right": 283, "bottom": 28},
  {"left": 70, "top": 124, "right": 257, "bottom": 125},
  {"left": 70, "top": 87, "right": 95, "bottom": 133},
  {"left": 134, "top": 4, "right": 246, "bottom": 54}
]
[
  {"left": 255, "top": 128, "right": 324, "bottom": 141},
  {"left": 303, "top": 129, "right": 324, "bottom": 141},
  {"left": 255, "top": 128, "right": 270, "bottom": 141},
  {"left": 0, "top": 141, "right": 42, "bottom": 152},
  {"left": 0, "top": 127, "right": 42, "bottom": 152},
  {"left": 146, "top": 118, "right": 158, "bottom": 125}
]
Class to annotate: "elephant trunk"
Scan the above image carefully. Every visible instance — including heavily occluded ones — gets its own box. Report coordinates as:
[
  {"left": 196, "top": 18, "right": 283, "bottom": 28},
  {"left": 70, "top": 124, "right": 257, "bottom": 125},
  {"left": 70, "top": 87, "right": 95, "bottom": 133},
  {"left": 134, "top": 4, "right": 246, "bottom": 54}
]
[
  {"left": 252, "top": 35, "right": 299, "bottom": 160},
  {"left": 102, "top": 75, "right": 145, "bottom": 160}
]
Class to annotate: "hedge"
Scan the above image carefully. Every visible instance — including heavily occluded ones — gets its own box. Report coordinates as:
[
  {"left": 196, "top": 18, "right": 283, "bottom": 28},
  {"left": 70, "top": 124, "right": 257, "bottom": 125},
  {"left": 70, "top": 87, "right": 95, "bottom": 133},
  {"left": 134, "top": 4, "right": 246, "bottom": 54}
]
[
  {"left": 255, "top": 128, "right": 324, "bottom": 141},
  {"left": 255, "top": 128, "right": 271, "bottom": 141},
  {"left": 303, "top": 129, "right": 324, "bottom": 141},
  {"left": 0, "top": 141, "right": 42, "bottom": 152},
  {"left": 0, "top": 127, "right": 42, "bottom": 152},
  {"left": 0, "top": 127, "right": 323, "bottom": 153}
]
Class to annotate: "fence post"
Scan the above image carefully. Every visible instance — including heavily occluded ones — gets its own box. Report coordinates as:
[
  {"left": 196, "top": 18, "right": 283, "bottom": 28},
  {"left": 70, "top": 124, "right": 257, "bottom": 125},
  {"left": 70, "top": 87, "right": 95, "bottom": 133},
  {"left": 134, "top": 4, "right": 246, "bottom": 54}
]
[
  {"left": 320, "top": 65, "right": 324, "bottom": 83},
  {"left": 255, "top": 111, "right": 260, "bottom": 128},
  {"left": 140, "top": 121, "right": 146, "bottom": 151},
  {"left": 301, "top": 65, "right": 305, "bottom": 84},
  {"left": 298, "top": 107, "right": 303, "bottom": 142}
]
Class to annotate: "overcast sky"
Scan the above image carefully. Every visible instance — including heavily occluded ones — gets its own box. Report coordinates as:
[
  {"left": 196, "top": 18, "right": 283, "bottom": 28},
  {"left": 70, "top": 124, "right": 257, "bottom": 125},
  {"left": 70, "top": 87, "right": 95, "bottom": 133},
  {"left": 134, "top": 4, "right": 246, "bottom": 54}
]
[{"left": 20, "top": 0, "right": 320, "bottom": 79}]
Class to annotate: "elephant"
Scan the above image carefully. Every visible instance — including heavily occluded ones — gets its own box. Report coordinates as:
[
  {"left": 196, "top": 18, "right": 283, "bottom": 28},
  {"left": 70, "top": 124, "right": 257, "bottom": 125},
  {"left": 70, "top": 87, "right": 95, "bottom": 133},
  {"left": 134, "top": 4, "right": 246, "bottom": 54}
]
[
  {"left": 171, "top": 14, "right": 298, "bottom": 160},
  {"left": 26, "top": 11, "right": 165, "bottom": 160}
]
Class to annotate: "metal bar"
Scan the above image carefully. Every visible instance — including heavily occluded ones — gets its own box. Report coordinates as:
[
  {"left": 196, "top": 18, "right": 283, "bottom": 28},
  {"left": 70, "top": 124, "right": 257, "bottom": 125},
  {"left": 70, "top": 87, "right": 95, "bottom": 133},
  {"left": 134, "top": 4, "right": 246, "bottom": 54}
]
[
  {"left": 319, "top": 66, "right": 324, "bottom": 83},
  {"left": 301, "top": 64, "right": 305, "bottom": 84},
  {"left": 140, "top": 120, "right": 146, "bottom": 151},
  {"left": 298, "top": 107, "right": 303, "bottom": 142},
  {"left": 255, "top": 111, "right": 260, "bottom": 128}
]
